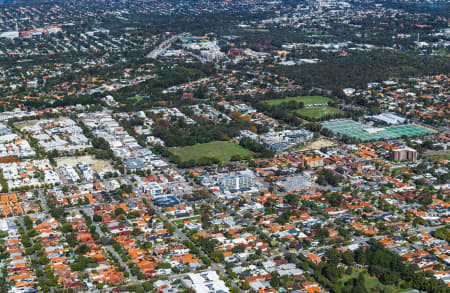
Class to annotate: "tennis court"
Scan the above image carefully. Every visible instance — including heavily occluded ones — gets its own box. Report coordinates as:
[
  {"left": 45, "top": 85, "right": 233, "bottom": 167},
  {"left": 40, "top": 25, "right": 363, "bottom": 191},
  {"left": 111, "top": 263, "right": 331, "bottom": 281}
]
[{"left": 322, "top": 120, "right": 436, "bottom": 141}]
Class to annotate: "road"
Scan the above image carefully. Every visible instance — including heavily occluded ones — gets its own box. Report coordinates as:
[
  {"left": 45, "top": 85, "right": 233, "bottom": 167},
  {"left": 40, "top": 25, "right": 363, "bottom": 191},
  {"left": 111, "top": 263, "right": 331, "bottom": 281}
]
[
  {"left": 4, "top": 115, "right": 446, "bottom": 291},
  {"left": 301, "top": 224, "right": 447, "bottom": 255},
  {"left": 18, "top": 216, "right": 55, "bottom": 293},
  {"left": 147, "top": 33, "right": 187, "bottom": 59},
  {"left": 214, "top": 194, "right": 447, "bottom": 259},
  {"left": 82, "top": 207, "right": 138, "bottom": 282},
  {"left": 142, "top": 193, "right": 237, "bottom": 287},
  {"left": 423, "top": 150, "right": 450, "bottom": 157},
  {"left": 37, "top": 189, "right": 49, "bottom": 212}
]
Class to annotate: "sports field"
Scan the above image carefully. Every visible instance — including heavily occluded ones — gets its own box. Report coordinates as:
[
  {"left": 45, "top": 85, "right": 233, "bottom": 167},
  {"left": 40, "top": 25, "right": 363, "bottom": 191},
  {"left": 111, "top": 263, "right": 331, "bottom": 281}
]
[
  {"left": 127, "top": 95, "right": 144, "bottom": 102},
  {"left": 323, "top": 120, "right": 436, "bottom": 141},
  {"left": 265, "top": 96, "right": 330, "bottom": 106},
  {"left": 170, "top": 141, "right": 252, "bottom": 163},
  {"left": 296, "top": 106, "right": 343, "bottom": 118}
]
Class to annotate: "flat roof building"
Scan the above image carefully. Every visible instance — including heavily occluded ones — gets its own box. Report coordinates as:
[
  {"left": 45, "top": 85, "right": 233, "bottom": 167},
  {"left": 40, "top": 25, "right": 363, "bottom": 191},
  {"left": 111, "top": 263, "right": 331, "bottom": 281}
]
[
  {"left": 184, "top": 271, "right": 229, "bottom": 293},
  {"left": 369, "top": 113, "right": 406, "bottom": 125}
]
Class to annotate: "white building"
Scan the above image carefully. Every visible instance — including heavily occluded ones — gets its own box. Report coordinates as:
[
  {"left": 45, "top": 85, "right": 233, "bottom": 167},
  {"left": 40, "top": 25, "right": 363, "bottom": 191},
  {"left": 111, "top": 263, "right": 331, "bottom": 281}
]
[
  {"left": 135, "top": 176, "right": 163, "bottom": 197},
  {"left": 239, "top": 130, "right": 259, "bottom": 142},
  {"left": 0, "top": 31, "right": 19, "bottom": 39},
  {"left": 58, "top": 164, "right": 80, "bottom": 183},
  {"left": 220, "top": 172, "right": 255, "bottom": 193},
  {"left": 262, "top": 129, "right": 313, "bottom": 152},
  {"left": 184, "top": 271, "right": 229, "bottom": 293},
  {"left": 369, "top": 112, "right": 406, "bottom": 125},
  {"left": 76, "top": 162, "right": 95, "bottom": 181}
]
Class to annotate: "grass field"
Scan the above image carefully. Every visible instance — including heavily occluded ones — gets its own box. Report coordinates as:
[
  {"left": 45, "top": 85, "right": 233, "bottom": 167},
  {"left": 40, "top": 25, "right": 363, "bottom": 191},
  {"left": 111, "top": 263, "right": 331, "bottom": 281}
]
[
  {"left": 296, "top": 106, "right": 343, "bottom": 118},
  {"left": 244, "top": 28, "right": 270, "bottom": 32},
  {"left": 127, "top": 95, "right": 144, "bottom": 102},
  {"left": 339, "top": 269, "right": 412, "bottom": 292},
  {"left": 173, "top": 216, "right": 200, "bottom": 225},
  {"left": 265, "top": 96, "right": 330, "bottom": 106},
  {"left": 426, "top": 153, "right": 450, "bottom": 162},
  {"left": 170, "top": 141, "right": 252, "bottom": 163},
  {"left": 307, "top": 31, "right": 328, "bottom": 35}
]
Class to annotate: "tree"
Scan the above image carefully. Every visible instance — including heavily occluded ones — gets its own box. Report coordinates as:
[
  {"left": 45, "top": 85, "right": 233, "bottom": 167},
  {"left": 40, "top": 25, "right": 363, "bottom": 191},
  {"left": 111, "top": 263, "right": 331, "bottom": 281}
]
[
  {"left": 230, "top": 287, "right": 240, "bottom": 293},
  {"left": 239, "top": 137, "right": 274, "bottom": 158},
  {"left": 50, "top": 207, "right": 65, "bottom": 219},
  {"left": 230, "top": 154, "right": 242, "bottom": 161},
  {"left": 75, "top": 244, "right": 90, "bottom": 255},
  {"left": 132, "top": 228, "right": 142, "bottom": 236},
  {"left": 316, "top": 228, "right": 330, "bottom": 240},
  {"left": 322, "top": 264, "right": 339, "bottom": 282},
  {"left": 23, "top": 216, "right": 33, "bottom": 230},
  {"left": 39, "top": 255, "right": 50, "bottom": 265},
  {"left": 92, "top": 137, "right": 110, "bottom": 150},
  {"left": 232, "top": 243, "right": 246, "bottom": 253},
  {"left": 93, "top": 214, "right": 102, "bottom": 222},
  {"left": 120, "top": 184, "right": 133, "bottom": 194},
  {"left": 342, "top": 250, "right": 354, "bottom": 266},
  {"left": 284, "top": 193, "right": 299, "bottom": 206},
  {"left": 317, "top": 169, "right": 340, "bottom": 187},
  {"left": 241, "top": 282, "right": 250, "bottom": 290},
  {"left": 270, "top": 276, "right": 280, "bottom": 289},
  {"left": 61, "top": 222, "right": 73, "bottom": 233},
  {"left": 114, "top": 207, "right": 125, "bottom": 217},
  {"left": 325, "top": 248, "right": 340, "bottom": 266},
  {"left": 326, "top": 192, "right": 343, "bottom": 207}
]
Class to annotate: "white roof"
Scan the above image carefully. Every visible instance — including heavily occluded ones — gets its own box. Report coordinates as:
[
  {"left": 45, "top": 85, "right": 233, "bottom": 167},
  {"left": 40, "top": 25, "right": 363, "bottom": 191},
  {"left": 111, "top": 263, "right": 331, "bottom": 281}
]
[{"left": 188, "top": 271, "right": 229, "bottom": 293}]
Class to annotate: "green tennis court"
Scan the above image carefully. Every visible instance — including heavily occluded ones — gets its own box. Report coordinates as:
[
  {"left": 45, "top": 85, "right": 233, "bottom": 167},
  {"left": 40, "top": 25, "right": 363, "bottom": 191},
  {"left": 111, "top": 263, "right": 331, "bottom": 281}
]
[{"left": 322, "top": 120, "right": 436, "bottom": 141}]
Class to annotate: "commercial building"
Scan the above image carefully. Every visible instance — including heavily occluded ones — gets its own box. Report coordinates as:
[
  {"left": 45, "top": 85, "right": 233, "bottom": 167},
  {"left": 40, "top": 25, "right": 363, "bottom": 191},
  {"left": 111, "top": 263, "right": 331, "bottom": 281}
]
[
  {"left": 369, "top": 113, "right": 406, "bottom": 125},
  {"left": 184, "top": 271, "right": 229, "bottom": 293}
]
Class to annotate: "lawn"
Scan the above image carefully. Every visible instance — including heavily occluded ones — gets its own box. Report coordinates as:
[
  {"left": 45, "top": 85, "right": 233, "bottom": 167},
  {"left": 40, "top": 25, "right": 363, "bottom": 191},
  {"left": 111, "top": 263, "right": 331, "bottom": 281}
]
[
  {"left": 339, "top": 269, "right": 412, "bottom": 292},
  {"left": 244, "top": 28, "right": 270, "bottom": 32},
  {"left": 169, "top": 141, "right": 252, "bottom": 163},
  {"left": 173, "top": 216, "right": 200, "bottom": 225},
  {"left": 426, "top": 153, "right": 450, "bottom": 162},
  {"left": 438, "top": 49, "right": 448, "bottom": 56},
  {"left": 295, "top": 106, "right": 343, "bottom": 118},
  {"left": 265, "top": 96, "right": 330, "bottom": 106},
  {"left": 127, "top": 95, "right": 144, "bottom": 102}
]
